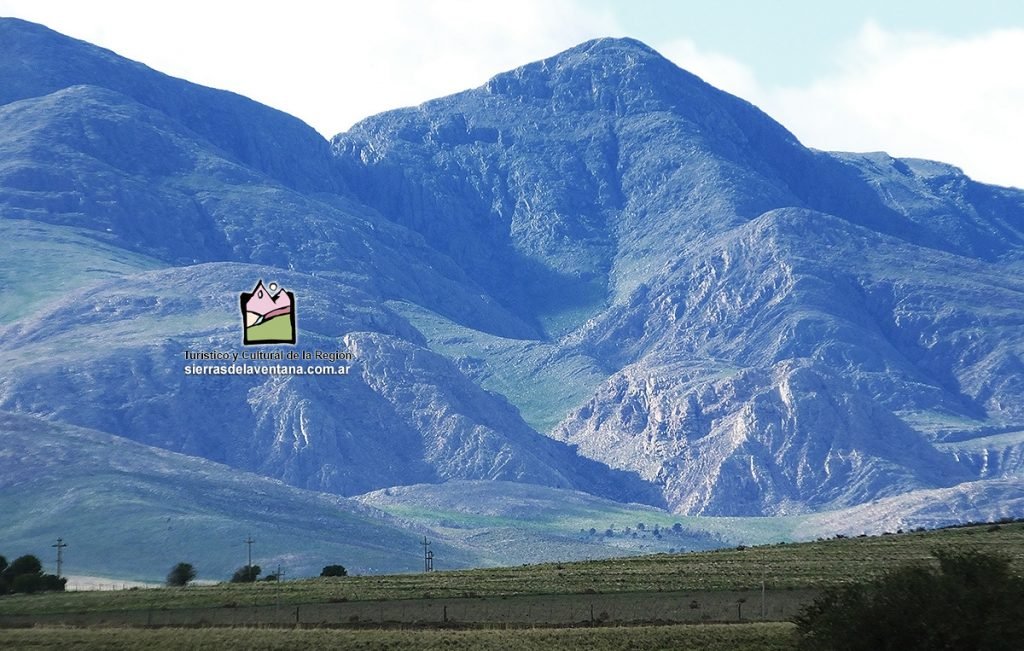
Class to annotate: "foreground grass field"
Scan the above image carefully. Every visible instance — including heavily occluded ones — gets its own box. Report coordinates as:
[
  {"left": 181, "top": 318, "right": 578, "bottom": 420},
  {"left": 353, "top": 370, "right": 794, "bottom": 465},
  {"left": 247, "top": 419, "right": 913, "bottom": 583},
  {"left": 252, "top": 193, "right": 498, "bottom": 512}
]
[
  {"left": 1, "top": 520, "right": 1020, "bottom": 618},
  {"left": 1, "top": 523, "right": 1020, "bottom": 650},
  {"left": 1, "top": 622, "right": 797, "bottom": 651}
]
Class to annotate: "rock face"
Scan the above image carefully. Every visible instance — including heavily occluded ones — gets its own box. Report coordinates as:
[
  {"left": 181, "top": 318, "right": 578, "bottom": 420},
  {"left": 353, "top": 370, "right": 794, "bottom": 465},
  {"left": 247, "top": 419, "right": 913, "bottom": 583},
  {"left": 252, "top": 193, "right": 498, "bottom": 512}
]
[{"left": 1, "top": 20, "right": 1023, "bottom": 525}]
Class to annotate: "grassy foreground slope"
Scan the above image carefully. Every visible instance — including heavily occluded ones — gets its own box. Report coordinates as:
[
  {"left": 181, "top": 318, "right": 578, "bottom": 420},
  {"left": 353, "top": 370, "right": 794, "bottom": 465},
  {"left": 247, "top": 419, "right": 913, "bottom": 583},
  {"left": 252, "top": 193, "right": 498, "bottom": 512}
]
[
  {"left": 0, "top": 623, "right": 797, "bottom": 651},
  {"left": 2, "top": 520, "right": 1021, "bottom": 617}
]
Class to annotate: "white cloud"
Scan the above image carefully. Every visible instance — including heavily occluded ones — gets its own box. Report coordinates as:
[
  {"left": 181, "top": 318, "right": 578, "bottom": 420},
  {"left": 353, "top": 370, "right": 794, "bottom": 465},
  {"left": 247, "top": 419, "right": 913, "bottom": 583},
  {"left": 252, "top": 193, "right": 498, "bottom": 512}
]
[
  {"left": 652, "top": 23, "right": 1024, "bottom": 189},
  {"left": 0, "top": 0, "right": 618, "bottom": 136},
  {"left": 764, "top": 22, "right": 1024, "bottom": 189}
]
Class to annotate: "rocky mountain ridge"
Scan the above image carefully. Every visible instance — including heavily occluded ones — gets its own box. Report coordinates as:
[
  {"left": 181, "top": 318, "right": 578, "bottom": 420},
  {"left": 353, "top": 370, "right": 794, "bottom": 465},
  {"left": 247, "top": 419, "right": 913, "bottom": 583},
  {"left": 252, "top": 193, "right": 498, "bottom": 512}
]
[{"left": 0, "top": 17, "right": 1021, "bottom": 560}]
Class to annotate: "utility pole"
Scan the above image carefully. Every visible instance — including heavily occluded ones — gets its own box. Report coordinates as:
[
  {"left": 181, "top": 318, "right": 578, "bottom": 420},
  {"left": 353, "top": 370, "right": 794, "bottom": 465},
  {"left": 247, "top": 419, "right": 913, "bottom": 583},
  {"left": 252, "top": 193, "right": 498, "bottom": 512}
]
[
  {"left": 421, "top": 536, "right": 431, "bottom": 573},
  {"left": 245, "top": 535, "right": 255, "bottom": 577},
  {"left": 761, "top": 550, "right": 767, "bottom": 619},
  {"left": 52, "top": 538, "right": 67, "bottom": 579},
  {"left": 276, "top": 564, "right": 285, "bottom": 582}
]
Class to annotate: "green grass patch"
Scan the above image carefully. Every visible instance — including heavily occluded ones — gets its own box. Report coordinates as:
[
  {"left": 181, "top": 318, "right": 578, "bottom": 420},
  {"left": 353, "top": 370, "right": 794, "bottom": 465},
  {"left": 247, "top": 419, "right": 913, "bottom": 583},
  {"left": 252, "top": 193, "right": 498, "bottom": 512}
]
[
  {"left": 388, "top": 301, "right": 607, "bottom": 432},
  {"left": 0, "top": 220, "right": 164, "bottom": 323}
]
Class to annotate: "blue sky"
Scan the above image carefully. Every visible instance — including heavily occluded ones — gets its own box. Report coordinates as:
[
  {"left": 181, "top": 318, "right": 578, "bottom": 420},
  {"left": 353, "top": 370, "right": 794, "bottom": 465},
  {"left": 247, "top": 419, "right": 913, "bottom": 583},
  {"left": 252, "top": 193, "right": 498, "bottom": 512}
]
[
  {"left": 0, "top": 1, "right": 1021, "bottom": 187},
  {"left": 613, "top": 0, "right": 1024, "bottom": 85}
]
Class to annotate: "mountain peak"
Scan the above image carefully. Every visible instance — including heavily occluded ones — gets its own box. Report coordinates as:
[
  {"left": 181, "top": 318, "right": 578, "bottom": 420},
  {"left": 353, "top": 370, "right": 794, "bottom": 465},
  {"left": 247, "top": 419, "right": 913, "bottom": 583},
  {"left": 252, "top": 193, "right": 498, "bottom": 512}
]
[
  {"left": 557, "top": 36, "right": 664, "bottom": 60},
  {"left": 483, "top": 35, "right": 695, "bottom": 106},
  {"left": 0, "top": 17, "right": 338, "bottom": 193}
]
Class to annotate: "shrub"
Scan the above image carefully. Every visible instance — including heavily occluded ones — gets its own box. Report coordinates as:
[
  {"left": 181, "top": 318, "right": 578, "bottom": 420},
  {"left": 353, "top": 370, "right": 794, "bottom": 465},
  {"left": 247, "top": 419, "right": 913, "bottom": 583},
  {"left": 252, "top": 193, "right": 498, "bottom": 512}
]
[
  {"left": 11, "top": 573, "right": 41, "bottom": 594},
  {"left": 321, "top": 564, "right": 348, "bottom": 577},
  {"left": 166, "top": 562, "right": 197, "bottom": 587},
  {"left": 38, "top": 574, "right": 66, "bottom": 592},
  {"left": 794, "top": 549, "right": 1024, "bottom": 650},
  {"left": 230, "top": 565, "right": 261, "bottom": 583}
]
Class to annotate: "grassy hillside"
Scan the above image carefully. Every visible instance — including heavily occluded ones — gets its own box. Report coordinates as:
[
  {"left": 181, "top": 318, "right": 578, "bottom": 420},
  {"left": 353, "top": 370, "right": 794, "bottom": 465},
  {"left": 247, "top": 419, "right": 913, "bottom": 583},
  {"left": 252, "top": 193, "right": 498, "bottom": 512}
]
[
  {"left": 0, "top": 220, "right": 163, "bottom": 323},
  {"left": 2, "top": 519, "right": 1020, "bottom": 617},
  {"left": 0, "top": 412, "right": 479, "bottom": 579},
  {"left": 356, "top": 479, "right": 1024, "bottom": 562},
  {"left": 389, "top": 301, "right": 608, "bottom": 433}
]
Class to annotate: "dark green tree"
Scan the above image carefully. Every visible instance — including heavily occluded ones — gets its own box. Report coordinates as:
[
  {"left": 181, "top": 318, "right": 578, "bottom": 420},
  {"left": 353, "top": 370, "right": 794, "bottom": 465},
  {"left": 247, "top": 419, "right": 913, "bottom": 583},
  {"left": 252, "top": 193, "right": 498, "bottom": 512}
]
[
  {"left": 795, "top": 549, "right": 1024, "bottom": 650},
  {"left": 230, "top": 565, "right": 261, "bottom": 583},
  {"left": 320, "top": 564, "right": 348, "bottom": 577},
  {"left": 3, "top": 554, "right": 42, "bottom": 578},
  {"left": 0, "top": 555, "right": 64, "bottom": 594},
  {"left": 166, "top": 562, "right": 197, "bottom": 587}
]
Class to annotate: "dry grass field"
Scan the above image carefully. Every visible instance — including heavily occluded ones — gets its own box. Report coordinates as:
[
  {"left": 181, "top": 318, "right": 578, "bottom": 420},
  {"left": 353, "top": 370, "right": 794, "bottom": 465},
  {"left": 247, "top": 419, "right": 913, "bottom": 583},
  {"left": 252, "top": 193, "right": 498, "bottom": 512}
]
[
  {"left": 2, "top": 520, "right": 1021, "bottom": 619},
  {"left": 1, "top": 622, "right": 797, "bottom": 650},
  {"left": 0, "top": 521, "right": 1021, "bottom": 650}
]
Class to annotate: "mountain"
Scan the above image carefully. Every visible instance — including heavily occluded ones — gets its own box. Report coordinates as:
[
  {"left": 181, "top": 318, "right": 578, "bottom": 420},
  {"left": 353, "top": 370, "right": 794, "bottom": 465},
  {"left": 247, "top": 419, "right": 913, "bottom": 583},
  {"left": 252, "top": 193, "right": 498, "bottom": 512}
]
[
  {"left": 332, "top": 37, "right": 1024, "bottom": 515},
  {"left": 0, "top": 17, "right": 337, "bottom": 194},
  {"left": 0, "top": 20, "right": 653, "bottom": 513},
  {"left": 0, "top": 16, "right": 1022, "bottom": 577}
]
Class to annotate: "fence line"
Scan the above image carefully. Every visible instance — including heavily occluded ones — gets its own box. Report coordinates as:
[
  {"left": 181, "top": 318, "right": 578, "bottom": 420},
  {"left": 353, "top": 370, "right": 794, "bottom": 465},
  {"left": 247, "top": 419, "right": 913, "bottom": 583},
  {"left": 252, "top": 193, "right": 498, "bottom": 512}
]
[{"left": 0, "top": 588, "right": 820, "bottom": 629}]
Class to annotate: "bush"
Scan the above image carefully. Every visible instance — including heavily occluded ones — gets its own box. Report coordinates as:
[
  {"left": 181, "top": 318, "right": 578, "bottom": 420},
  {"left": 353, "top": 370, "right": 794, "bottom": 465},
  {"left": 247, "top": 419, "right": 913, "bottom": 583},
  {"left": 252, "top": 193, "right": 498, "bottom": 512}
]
[
  {"left": 38, "top": 574, "right": 66, "bottom": 592},
  {"left": 166, "top": 562, "right": 197, "bottom": 587},
  {"left": 11, "top": 573, "right": 41, "bottom": 594},
  {"left": 794, "top": 549, "right": 1024, "bottom": 650},
  {"left": 321, "top": 564, "right": 347, "bottom": 577},
  {"left": 230, "top": 565, "right": 261, "bottom": 583}
]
